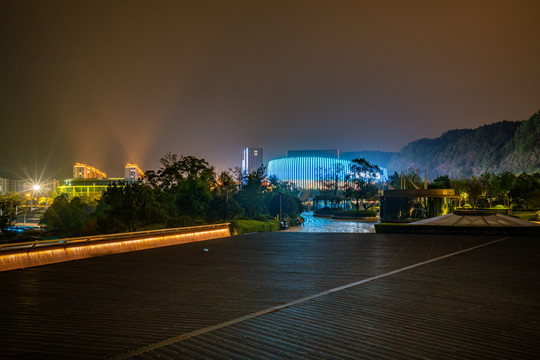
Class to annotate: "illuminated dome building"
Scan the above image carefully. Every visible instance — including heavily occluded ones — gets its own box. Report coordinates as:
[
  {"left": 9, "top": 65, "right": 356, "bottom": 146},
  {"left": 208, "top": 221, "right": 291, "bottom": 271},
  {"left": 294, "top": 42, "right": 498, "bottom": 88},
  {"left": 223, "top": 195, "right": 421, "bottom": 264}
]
[{"left": 267, "top": 150, "right": 387, "bottom": 190}]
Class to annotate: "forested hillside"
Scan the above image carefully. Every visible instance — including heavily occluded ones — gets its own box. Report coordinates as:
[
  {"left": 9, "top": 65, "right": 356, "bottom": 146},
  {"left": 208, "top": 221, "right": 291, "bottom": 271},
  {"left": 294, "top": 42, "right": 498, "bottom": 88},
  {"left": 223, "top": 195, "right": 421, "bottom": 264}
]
[{"left": 387, "top": 110, "right": 540, "bottom": 179}]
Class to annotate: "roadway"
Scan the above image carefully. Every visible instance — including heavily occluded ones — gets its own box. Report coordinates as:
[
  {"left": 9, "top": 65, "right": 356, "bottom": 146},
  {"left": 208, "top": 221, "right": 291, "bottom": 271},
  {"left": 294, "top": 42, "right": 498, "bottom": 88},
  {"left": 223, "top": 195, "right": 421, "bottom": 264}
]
[{"left": 1, "top": 232, "right": 539, "bottom": 359}]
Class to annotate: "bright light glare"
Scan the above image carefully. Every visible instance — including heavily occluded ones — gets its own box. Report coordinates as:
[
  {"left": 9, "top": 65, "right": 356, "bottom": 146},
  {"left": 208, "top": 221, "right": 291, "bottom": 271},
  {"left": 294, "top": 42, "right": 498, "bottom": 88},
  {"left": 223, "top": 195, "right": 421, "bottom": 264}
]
[{"left": 32, "top": 184, "right": 41, "bottom": 191}]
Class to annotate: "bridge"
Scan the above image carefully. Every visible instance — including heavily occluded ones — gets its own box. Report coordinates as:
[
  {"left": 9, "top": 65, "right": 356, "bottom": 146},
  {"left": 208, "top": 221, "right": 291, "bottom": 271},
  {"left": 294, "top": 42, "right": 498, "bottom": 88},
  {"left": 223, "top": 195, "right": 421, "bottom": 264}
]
[{"left": 1, "top": 232, "right": 539, "bottom": 359}]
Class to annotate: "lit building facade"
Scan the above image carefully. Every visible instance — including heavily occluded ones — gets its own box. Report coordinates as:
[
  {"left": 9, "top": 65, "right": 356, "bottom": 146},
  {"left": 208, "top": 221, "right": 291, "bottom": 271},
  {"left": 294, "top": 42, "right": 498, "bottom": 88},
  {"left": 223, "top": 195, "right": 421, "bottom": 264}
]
[
  {"left": 267, "top": 150, "right": 387, "bottom": 190},
  {"left": 55, "top": 178, "right": 124, "bottom": 199},
  {"left": 287, "top": 149, "right": 340, "bottom": 159},
  {"left": 58, "top": 162, "right": 144, "bottom": 199},
  {"left": 124, "top": 163, "right": 144, "bottom": 180},
  {"left": 267, "top": 157, "right": 354, "bottom": 190},
  {"left": 242, "top": 147, "right": 263, "bottom": 176},
  {"left": 73, "top": 163, "right": 107, "bottom": 179}
]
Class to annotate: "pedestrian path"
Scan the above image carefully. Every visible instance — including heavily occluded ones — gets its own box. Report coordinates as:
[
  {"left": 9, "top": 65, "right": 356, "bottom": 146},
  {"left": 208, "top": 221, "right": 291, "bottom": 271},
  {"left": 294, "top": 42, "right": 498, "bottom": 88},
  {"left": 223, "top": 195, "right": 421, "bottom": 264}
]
[
  {"left": 2, "top": 233, "right": 537, "bottom": 359},
  {"left": 287, "top": 212, "right": 375, "bottom": 233}
]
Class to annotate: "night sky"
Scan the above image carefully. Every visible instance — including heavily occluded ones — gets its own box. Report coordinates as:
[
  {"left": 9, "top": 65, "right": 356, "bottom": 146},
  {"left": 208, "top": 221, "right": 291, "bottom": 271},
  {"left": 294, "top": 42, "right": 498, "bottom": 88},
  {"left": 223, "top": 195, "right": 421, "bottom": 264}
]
[{"left": 1, "top": 0, "right": 539, "bottom": 180}]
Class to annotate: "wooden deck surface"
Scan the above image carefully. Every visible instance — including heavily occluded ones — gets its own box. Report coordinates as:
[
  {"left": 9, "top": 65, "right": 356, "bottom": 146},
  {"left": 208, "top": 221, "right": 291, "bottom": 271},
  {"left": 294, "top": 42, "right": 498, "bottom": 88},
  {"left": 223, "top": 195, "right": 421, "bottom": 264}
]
[{"left": 1, "top": 233, "right": 538, "bottom": 359}]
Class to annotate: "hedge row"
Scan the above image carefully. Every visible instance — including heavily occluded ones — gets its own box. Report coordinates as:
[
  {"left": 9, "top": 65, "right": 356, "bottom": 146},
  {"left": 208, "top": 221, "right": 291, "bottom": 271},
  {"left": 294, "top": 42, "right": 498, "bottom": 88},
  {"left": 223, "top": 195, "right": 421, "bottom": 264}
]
[
  {"left": 230, "top": 219, "right": 281, "bottom": 235},
  {"left": 315, "top": 207, "right": 377, "bottom": 217}
]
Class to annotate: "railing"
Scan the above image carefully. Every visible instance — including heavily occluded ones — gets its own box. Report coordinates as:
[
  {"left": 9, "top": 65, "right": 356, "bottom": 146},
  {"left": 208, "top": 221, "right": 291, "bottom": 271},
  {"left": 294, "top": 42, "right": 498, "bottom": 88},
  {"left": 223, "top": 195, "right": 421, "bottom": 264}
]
[
  {"left": 0, "top": 223, "right": 230, "bottom": 253},
  {"left": 1, "top": 223, "right": 232, "bottom": 271}
]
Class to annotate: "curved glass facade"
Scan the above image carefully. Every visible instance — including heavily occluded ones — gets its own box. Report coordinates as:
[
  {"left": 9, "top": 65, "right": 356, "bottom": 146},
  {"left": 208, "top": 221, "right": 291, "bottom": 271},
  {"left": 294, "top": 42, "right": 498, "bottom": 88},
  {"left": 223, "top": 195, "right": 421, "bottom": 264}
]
[{"left": 267, "top": 157, "right": 387, "bottom": 190}]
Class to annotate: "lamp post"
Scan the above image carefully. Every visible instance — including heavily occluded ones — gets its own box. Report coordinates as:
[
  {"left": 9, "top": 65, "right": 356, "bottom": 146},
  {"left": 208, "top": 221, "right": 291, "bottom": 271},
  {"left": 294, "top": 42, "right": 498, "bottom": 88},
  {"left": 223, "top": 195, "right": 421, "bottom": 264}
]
[{"left": 279, "top": 193, "right": 282, "bottom": 221}]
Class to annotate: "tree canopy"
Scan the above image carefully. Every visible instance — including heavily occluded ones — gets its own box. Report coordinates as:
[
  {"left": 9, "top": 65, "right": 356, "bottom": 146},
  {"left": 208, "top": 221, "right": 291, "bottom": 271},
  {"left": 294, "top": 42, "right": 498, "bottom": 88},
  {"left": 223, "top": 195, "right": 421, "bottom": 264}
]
[
  {"left": 344, "top": 158, "right": 382, "bottom": 210},
  {"left": 0, "top": 195, "right": 19, "bottom": 239},
  {"left": 39, "top": 154, "right": 305, "bottom": 238},
  {"left": 42, "top": 196, "right": 96, "bottom": 237}
]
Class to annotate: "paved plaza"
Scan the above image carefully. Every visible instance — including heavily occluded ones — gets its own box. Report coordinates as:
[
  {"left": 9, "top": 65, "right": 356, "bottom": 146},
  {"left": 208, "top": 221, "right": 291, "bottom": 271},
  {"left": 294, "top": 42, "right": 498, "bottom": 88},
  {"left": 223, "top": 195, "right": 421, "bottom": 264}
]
[{"left": 1, "top": 232, "right": 539, "bottom": 359}]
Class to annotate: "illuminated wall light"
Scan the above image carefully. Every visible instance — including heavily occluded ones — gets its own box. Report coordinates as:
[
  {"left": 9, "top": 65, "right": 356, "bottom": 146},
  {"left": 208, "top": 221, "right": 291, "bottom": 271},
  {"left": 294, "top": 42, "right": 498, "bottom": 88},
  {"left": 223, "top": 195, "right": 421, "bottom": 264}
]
[{"left": 0, "top": 227, "right": 230, "bottom": 272}]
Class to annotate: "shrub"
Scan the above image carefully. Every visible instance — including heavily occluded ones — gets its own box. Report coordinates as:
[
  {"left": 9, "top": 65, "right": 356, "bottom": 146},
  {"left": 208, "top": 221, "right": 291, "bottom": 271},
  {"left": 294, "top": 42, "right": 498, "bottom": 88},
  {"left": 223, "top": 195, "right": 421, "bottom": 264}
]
[
  {"left": 230, "top": 219, "right": 280, "bottom": 235},
  {"left": 314, "top": 207, "right": 346, "bottom": 216},
  {"left": 254, "top": 214, "right": 275, "bottom": 221},
  {"left": 335, "top": 210, "right": 377, "bottom": 218},
  {"left": 169, "top": 215, "right": 195, "bottom": 227}
]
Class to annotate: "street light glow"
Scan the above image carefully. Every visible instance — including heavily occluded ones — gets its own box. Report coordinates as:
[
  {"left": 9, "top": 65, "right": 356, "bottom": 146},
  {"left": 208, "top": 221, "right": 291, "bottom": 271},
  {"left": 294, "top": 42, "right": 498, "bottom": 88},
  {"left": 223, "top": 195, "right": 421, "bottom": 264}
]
[{"left": 32, "top": 184, "right": 41, "bottom": 191}]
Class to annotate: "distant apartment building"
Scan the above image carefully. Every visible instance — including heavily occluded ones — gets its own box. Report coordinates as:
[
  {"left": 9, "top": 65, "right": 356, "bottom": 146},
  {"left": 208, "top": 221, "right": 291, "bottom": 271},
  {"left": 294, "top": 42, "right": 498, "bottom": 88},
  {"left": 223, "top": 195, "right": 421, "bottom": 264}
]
[
  {"left": 73, "top": 163, "right": 107, "bottom": 179},
  {"left": 38, "top": 179, "right": 60, "bottom": 195},
  {"left": 0, "top": 177, "right": 59, "bottom": 196},
  {"left": 0, "top": 178, "right": 6, "bottom": 195},
  {"left": 242, "top": 147, "right": 263, "bottom": 177},
  {"left": 124, "top": 163, "right": 144, "bottom": 180},
  {"left": 0, "top": 178, "right": 26, "bottom": 195}
]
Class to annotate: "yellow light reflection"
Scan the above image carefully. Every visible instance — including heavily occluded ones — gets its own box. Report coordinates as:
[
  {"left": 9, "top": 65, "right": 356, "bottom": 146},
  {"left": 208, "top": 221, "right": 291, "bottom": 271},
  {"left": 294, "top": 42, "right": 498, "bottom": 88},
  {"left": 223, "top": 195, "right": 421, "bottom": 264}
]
[{"left": 0, "top": 228, "right": 230, "bottom": 272}]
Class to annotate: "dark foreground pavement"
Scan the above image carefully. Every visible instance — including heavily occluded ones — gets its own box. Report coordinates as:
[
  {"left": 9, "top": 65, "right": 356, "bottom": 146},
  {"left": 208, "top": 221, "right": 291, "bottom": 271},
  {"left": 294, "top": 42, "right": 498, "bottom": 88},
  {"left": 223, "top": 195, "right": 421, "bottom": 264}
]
[{"left": 1, "top": 233, "right": 539, "bottom": 359}]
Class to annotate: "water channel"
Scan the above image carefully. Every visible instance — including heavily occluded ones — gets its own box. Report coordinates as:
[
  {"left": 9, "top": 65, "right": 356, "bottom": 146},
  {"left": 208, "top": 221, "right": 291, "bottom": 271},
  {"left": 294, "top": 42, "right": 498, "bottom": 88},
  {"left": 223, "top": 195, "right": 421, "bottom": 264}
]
[{"left": 286, "top": 212, "right": 376, "bottom": 233}]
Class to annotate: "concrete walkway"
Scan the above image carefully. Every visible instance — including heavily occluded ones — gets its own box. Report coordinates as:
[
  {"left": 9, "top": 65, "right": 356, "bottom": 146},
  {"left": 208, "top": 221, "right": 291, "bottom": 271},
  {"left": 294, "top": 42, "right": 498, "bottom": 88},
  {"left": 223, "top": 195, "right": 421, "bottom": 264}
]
[
  {"left": 286, "top": 212, "right": 375, "bottom": 233},
  {"left": 0, "top": 233, "right": 538, "bottom": 359}
]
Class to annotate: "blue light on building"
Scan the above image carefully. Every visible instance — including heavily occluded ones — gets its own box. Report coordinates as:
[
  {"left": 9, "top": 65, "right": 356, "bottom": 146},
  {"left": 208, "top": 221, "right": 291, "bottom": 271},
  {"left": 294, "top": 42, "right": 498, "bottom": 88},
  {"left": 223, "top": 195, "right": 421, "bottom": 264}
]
[{"left": 267, "top": 156, "right": 387, "bottom": 190}]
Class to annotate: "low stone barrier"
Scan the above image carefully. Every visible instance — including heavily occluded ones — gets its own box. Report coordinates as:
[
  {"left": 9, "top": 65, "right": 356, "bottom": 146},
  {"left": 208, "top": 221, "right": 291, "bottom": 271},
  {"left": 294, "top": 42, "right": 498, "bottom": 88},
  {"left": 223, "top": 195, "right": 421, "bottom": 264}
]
[
  {"left": 332, "top": 216, "right": 379, "bottom": 222},
  {"left": 0, "top": 224, "right": 230, "bottom": 272},
  {"left": 374, "top": 223, "right": 540, "bottom": 235},
  {"left": 314, "top": 214, "right": 379, "bottom": 222}
]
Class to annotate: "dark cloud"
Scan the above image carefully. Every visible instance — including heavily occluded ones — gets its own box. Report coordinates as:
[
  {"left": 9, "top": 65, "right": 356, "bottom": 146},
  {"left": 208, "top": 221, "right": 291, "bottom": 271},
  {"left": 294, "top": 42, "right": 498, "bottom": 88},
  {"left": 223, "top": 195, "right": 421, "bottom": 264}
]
[{"left": 1, "top": 0, "right": 539, "bottom": 179}]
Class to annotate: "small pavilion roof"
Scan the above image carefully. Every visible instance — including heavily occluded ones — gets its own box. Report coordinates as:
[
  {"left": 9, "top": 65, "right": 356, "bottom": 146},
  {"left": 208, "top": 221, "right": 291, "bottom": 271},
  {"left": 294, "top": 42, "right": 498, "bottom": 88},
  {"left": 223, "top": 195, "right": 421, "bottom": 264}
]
[{"left": 411, "top": 211, "right": 540, "bottom": 227}]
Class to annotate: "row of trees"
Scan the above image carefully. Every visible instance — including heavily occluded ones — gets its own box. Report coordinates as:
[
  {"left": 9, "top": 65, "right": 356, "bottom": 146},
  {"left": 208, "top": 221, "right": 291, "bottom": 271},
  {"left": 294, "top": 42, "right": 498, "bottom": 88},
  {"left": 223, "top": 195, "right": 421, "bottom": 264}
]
[
  {"left": 343, "top": 159, "right": 383, "bottom": 210},
  {"left": 389, "top": 168, "right": 540, "bottom": 209},
  {"left": 286, "top": 158, "right": 384, "bottom": 211},
  {"left": 0, "top": 196, "right": 19, "bottom": 239},
  {"left": 4, "top": 155, "right": 539, "bottom": 239},
  {"left": 40, "top": 154, "right": 389, "bottom": 238},
  {"left": 450, "top": 172, "right": 540, "bottom": 209},
  {"left": 41, "top": 153, "right": 303, "bottom": 238}
]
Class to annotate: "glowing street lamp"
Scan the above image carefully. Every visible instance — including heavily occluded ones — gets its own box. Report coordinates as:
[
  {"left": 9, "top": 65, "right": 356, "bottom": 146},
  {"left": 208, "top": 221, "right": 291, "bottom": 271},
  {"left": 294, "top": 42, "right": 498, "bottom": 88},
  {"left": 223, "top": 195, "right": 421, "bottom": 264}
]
[{"left": 30, "top": 183, "right": 42, "bottom": 211}]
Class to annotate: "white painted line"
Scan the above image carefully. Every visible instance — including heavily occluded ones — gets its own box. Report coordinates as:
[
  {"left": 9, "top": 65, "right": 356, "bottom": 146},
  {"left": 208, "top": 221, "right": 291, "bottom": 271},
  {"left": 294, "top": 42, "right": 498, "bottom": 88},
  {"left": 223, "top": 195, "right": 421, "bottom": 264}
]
[{"left": 112, "top": 236, "right": 510, "bottom": 359}]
